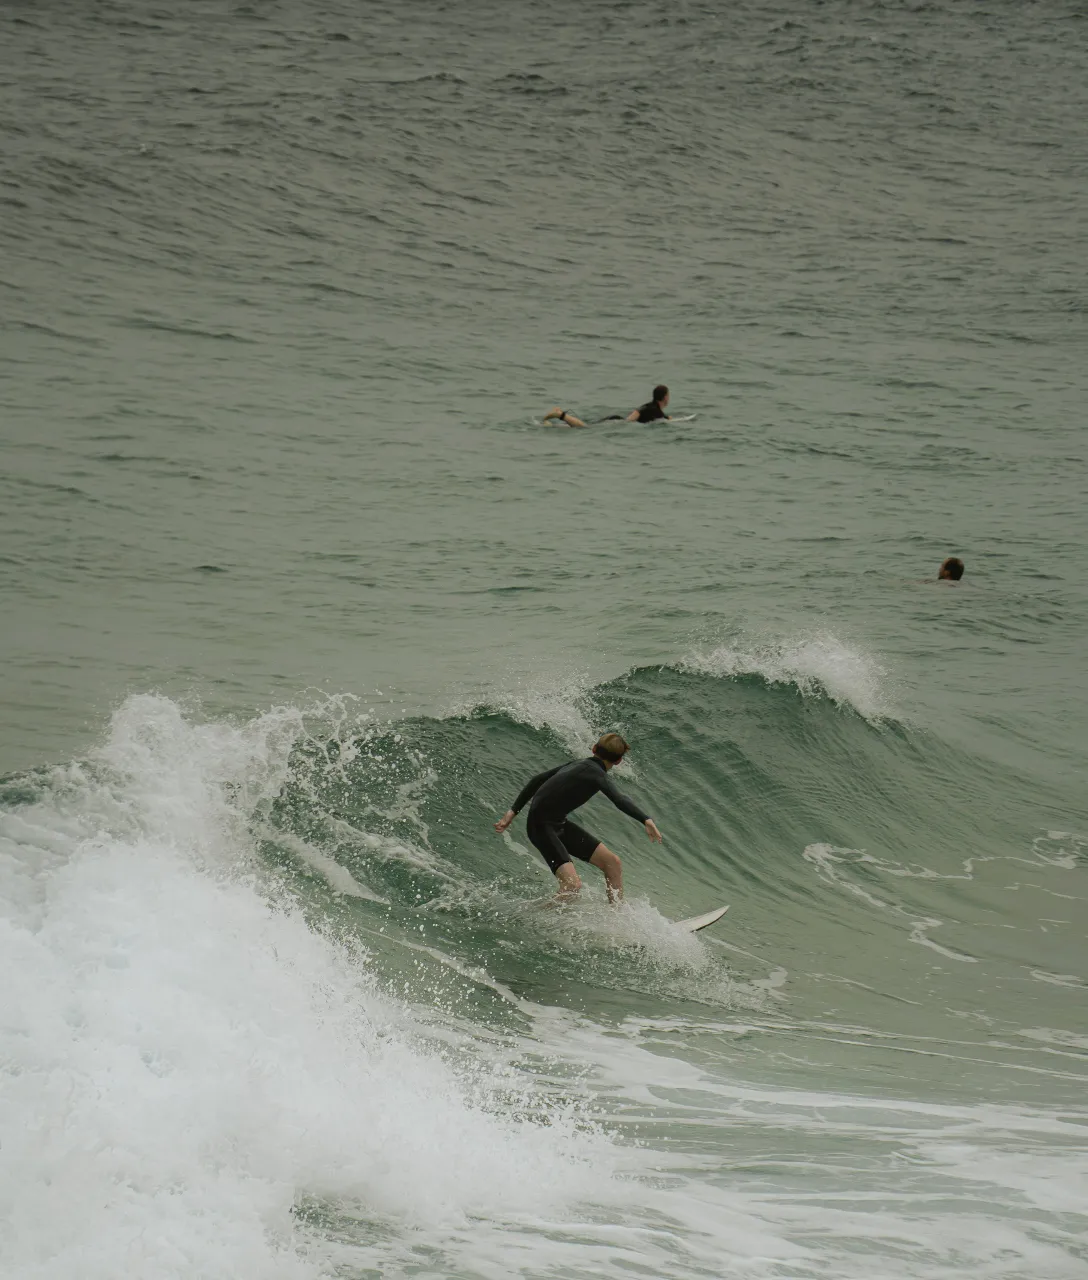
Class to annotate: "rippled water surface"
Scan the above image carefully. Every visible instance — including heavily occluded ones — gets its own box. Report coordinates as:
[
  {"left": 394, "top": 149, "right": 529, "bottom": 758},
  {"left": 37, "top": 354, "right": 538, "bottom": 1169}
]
[{"left": 2, "top": 2, "right": 1086, "bottom": 1277}]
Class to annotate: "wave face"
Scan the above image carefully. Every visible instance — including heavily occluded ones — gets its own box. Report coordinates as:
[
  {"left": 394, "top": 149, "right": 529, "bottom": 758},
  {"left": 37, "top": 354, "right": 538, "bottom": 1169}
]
[{"left": 3, "top": 665, "right": 1084, "bottom": 1278}]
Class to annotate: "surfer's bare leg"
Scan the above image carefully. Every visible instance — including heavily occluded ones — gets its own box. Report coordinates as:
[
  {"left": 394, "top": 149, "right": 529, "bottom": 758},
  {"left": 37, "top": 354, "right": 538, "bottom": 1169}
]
[
  {"left": 554, "top": 862, "right": 582, "bottom": 901},
  {"left": 543, "top": 407, "right": 587, "bottom": 428},
  {"left": 589, "top": 844, "right": 623, "bottom": 904}
]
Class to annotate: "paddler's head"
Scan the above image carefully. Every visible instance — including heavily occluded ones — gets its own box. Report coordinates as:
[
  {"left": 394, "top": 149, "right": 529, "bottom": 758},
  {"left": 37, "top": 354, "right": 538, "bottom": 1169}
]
[
  {"left": 938, "top": 556, "right": 965, "bottom": 581},
  {"left": 592, "top": 733, "right": 630, "bottom": 768}
]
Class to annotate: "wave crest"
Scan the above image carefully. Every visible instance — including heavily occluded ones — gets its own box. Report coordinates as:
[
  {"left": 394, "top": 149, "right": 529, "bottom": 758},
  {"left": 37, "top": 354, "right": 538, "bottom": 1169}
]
[{"left": 679, "top": 632, "right": 893, "bottom": 720}]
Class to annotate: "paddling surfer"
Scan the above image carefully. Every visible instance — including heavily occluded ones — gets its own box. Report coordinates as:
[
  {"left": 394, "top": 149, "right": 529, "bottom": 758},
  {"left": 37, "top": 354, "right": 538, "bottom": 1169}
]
[
  {"left": 543, "top": 384, "right": 672, "bottom": 429},
  {"left": 494, "top": 733, "right": 662, "bottom": 903}
]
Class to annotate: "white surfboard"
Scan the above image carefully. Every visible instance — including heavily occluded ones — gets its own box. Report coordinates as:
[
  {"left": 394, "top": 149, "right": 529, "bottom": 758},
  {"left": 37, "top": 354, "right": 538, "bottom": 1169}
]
[{"left": 675, "top": 904, "right": 729, "bottom": 933}]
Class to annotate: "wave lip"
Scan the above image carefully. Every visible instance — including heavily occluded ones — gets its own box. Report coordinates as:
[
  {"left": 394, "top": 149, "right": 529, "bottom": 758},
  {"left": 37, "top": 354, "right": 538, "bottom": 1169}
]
[{"left": 679, "top": 632, "right": 894, "bottom": 721}]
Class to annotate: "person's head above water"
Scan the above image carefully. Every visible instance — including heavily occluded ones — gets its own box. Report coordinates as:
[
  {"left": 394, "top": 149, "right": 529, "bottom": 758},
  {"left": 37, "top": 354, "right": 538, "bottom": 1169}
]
[
  {"left": 592, "top": 733, "right": 630, "bottom": 766},
  {"left": 938, "top": 556, "right": 965, "bottom": 581},
  {"left": 652, "top": 384, "right": 669, "bottom": 407}
]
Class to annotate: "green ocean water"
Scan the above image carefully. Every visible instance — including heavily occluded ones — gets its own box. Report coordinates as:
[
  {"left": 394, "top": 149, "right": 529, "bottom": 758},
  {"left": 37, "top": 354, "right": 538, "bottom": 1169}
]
[{"left": 2, "top": 2, "right": 1086, "bottom": 1277}]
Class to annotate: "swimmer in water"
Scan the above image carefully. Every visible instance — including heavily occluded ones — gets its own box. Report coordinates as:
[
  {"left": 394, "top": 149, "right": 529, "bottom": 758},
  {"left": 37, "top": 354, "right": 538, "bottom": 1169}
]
[
  {"left": 543, "top": 384, "right": 671, "bottom": 428},
  {"left": 938, "top": 556, "right": 965, "bottom": 581},
  {"left": 494, "top": 733, "right": 662, "bottom": 903}
]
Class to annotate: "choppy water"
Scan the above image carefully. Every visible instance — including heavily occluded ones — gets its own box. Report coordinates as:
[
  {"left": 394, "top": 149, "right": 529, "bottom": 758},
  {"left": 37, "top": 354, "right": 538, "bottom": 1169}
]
[{"left": 2, "top": 1, "right": 1086, "bottom": 1277}]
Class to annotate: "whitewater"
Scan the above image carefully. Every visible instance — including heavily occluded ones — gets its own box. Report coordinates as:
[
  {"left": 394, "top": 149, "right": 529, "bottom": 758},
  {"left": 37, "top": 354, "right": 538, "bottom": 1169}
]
[
  {"left": 3, "top": 655, "right": 1085, "bottom": 1278},
  {"left": 2, "top": 0, "right": 1087, "bottom": 1276}
]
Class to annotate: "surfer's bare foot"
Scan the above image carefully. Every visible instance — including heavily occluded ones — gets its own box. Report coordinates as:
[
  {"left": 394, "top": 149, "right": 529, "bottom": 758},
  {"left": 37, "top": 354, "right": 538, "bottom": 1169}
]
[{"left": 543, "top": 407, "right": 586, "bottom": 427}]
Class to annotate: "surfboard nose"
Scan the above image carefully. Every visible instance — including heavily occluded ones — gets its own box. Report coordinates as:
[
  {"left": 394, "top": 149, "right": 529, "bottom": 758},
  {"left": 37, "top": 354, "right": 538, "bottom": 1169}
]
[{"left": 675, "top": 905, "right": 729, "bottom": 933}]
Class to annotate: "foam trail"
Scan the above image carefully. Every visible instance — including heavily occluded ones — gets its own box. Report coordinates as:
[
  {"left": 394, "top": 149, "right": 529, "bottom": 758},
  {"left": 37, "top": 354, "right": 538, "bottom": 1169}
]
[{"left": 257, "top": 824, "right": 388, "bottom": 901}]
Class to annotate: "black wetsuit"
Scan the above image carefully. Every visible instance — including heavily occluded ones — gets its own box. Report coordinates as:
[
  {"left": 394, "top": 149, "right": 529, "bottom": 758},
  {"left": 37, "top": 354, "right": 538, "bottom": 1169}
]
[
  {"left": 510, "top": 756, "right": 650, "bottom": 873},
  {"left": 598, "top": 400, "right": 667, "bottom": 424},
  {"left": 634, "top": 399, "right": 668, "bottom": 423}
]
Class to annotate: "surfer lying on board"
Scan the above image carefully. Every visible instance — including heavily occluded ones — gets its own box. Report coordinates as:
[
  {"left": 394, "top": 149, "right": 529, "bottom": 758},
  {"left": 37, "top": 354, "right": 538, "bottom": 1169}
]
[
  {"left": 494, "top": 733, "right": 662, "bottom": 903},
  {"left": 542, "top": 384, "right": 671, "bottom": 428}
]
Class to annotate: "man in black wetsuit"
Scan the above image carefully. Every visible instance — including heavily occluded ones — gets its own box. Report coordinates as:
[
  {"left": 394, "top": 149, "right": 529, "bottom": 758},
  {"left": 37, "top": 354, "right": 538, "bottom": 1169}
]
[
  {"left": 494, "top": 733, "right": 662, "bottom": 902},
  {"left": 542, "top": 384, "right": 671, "bottom": 429}
]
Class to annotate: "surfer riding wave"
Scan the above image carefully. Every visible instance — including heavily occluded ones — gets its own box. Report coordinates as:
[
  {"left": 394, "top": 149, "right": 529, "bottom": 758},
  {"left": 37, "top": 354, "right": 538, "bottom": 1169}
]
[{"left": 494, "top": 733, "right": 662, "bottom": 903}]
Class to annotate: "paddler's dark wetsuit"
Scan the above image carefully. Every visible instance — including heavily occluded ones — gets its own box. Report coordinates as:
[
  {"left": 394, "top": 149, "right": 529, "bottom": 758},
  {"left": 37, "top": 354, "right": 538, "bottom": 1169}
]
[
  {"left": 509, "top": 756, "right": 650, "bottom": 872},
  {"left": 633, "top": 398, "right": 668, "bottom": 423},
  {"left": 599, "top": 399, "right": 668, "bottom": 424}
]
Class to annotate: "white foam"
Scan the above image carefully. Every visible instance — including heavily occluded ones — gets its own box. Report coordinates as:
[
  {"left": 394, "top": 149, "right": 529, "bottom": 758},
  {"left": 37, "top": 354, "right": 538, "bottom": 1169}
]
[
  {"left": 4, "top": 695, "right": 1085, "bottom": 1279},
  {"left": 524, "top": 1014, "right": 1088, "bottom": 1278},
  {"left": 1029, "top": 830, "right": 1088, "bottom": 869},
  {"left": 1030, "top": 969, "right": 1087, "bottom": 989},
  {"left": 531, "top": 896, "right": 711, "bottom": 969},
  {"left": 0, "top": 695, "right": 617, "bottom": 1279},
  {"left": 500, "top": 687, "right": 597, "bottom": 751},
  {"left": 1018, "top": 1027, "right": 1088, "bottom": 1052},
  {"left": 681, "top": 631, "right": 893, "bottom": 720},
  {"left": 449, "top": 671, "right": 601, "bottom": 755},
  {"left": 256, "top": 825, "right": 388, "bottom": 901},
  {"left": 802, "top": 843, "right": 981, "bottom": 962}
]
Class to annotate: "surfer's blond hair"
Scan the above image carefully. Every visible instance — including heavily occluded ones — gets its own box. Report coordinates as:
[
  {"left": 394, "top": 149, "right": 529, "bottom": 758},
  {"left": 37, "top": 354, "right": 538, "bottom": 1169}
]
[{"left": 592, "top": 733, "right": 629, "bottom": 763}]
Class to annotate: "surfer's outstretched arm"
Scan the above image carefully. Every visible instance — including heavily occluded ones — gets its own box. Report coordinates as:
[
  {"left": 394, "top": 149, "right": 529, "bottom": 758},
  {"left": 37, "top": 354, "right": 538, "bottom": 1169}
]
[
  {"left": 495, "top": 764, "right": 564, "bottom": 832},
  {"left": 597, "top": 773, "right": 649, "bottom": 822},
  {"left": 597, "top": 774, "right": 662, "bottom": 842}
]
